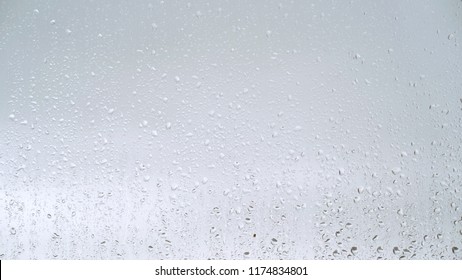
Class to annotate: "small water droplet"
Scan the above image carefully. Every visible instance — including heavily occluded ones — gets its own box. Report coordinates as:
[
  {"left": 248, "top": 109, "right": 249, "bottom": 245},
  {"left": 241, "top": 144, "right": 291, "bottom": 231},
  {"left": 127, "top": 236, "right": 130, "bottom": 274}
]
[
  {"left": 392, "top": 167, "right": 401, "bottom": 175},
  {"left": 351, "top": 246, "right": 358, "bottom": 255}
]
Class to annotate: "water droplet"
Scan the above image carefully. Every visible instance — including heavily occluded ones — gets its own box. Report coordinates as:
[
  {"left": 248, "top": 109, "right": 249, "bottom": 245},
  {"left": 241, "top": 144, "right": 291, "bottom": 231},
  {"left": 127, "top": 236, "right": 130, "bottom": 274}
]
[
  {"left": 392, "top": 167, "right": 401, "bottom": 175},
  {"left": 351, "top": 246, "right": 358, "bottom": 255}
]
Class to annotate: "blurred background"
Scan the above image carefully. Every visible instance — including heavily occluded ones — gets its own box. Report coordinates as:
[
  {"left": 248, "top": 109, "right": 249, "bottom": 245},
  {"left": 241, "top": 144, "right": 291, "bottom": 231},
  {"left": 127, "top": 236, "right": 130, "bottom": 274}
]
[{"left": 0, "top": 0, "right": 461, "bottom": 259}]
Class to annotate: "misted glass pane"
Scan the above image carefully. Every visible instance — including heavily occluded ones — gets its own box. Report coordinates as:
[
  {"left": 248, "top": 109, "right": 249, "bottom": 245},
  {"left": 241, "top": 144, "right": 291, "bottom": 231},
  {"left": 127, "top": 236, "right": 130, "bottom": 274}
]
[{"left": 1, "top": 0, "right": 461, "bottom": 259}]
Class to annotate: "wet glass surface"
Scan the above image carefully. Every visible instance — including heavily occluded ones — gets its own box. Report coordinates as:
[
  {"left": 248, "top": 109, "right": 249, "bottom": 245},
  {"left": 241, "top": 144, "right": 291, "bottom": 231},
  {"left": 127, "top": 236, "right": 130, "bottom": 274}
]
[{"left": 1, "top": 0, "right": 461, "bottom": 259}]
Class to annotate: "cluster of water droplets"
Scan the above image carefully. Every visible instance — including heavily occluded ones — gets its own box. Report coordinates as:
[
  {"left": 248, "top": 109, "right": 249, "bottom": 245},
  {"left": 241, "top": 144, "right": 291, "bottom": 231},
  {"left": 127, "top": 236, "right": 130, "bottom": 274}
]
[{"left": 0, "top": 0, "right": 461, "bottom": 259}]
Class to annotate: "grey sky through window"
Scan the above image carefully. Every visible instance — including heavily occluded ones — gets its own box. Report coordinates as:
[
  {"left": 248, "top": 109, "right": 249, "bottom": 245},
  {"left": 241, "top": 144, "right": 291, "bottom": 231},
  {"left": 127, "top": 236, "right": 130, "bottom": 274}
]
[{"left": 1, "top": 0, "right": 461, "bottom": 260}]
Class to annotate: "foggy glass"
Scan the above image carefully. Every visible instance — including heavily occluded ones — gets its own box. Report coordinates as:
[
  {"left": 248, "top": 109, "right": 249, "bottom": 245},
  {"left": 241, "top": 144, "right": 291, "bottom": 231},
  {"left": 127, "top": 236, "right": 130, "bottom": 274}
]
[{"left": 1, "top": 0, "right": 461, "bottom": 259}]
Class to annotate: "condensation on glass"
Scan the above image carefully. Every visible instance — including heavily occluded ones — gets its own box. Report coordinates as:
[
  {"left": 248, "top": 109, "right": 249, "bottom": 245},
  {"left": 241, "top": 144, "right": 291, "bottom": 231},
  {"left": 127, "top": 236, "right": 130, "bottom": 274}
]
[{"left": 0, "top": 0, "right": 461, "bottom": 259}]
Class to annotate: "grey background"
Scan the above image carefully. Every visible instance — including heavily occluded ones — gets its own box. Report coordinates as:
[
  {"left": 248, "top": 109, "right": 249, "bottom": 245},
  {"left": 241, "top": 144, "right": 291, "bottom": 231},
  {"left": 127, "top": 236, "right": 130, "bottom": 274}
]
[{"left": 1, "top": 0, "right": 461, "bottom": 259}]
